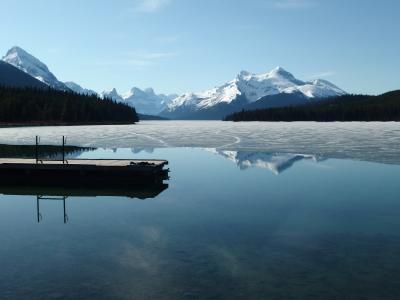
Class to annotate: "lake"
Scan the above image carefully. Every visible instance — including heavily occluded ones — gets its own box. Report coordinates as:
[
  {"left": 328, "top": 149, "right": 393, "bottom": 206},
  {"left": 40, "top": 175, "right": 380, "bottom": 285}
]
[{"left": 0, "top": 121, "right": 400, "bottom": 299}]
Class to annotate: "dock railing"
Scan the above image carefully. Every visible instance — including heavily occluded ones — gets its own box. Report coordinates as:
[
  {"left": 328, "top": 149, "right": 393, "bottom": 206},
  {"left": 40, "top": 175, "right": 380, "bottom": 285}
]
[{"left": 35, "top": 135, "right": 68, "bottom": 164}]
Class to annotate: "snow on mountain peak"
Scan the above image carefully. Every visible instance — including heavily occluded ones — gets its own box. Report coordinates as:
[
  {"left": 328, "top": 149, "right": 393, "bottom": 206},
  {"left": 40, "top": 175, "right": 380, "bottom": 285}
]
[
  {"left": 167, "top": 67, "right": 346, "bottom": 112},
  {"left": 64, "top": 81, "right": 98, "bottom": 96},
  {"left": 144, "top": 87, "right": 155, "bottom": 95},
  {"left": 268, "top": 66, "right": 298, "bottom": 80},
  {"left": 2, "top": 46, "right": 68, "bottom": 90},
  {"left": 102, "top": 88, "right": 123, "bottom": 101},
  {"left": 102, "top": 86, "right": 177, "bottom": 115},
  {"left": 4, "top": 47, "right": 44, "bottom": 68},
  {"left": 237, "top": 70, "right": 251, "bottom": 80}
]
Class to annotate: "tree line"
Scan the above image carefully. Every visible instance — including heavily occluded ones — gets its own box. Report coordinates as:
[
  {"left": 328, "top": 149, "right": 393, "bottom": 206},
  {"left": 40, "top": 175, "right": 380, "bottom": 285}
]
[
  {"left": 224, "top": 90, "right": 400, "bottom": 122},
  {"left": 0, "top": 86, "right": 139, "bottom": 125}
]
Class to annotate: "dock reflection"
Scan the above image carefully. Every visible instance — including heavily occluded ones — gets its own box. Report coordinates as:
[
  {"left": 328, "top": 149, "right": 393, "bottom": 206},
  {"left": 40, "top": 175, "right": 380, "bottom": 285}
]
[
  {"left": 0, "top": 183, "right": 168, "bottom": 223},
  {"left": 36, "top": 195, "right": 68, "bottom": 223}
]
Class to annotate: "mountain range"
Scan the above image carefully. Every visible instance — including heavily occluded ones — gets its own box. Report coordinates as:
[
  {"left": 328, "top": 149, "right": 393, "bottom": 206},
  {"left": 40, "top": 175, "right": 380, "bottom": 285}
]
[
  {"left": 161, "top": 67, "right": 346, "bottom": 119},
  {"left": 0, "top": 46, "right": 347, "bottom": 119},
  {"left": 1, "top": 46, "right": 177, "bottom": 116},
  {"left": 102, "top": 87, "right": 177, "bottom": 116}
]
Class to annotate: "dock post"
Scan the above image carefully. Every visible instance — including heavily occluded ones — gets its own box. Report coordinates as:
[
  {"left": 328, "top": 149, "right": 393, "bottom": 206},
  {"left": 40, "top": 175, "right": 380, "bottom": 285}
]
[
  {"left": 62, "top": 136, "right": 65, "bottom": 164},
  {"left": 35, "top": 136, "right": 39, "bottom": 164},
  {"left": 63, "top": 196, "right": 67, "bottom": 223},
  {"left": 36, "top": 196, "right": 40, "bottom": 223}
]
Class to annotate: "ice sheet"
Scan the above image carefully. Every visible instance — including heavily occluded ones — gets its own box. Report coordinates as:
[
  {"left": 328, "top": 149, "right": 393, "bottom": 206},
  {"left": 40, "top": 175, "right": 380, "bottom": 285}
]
[{"left": 0, "top": 121, "right": 399, "bottom": 164}]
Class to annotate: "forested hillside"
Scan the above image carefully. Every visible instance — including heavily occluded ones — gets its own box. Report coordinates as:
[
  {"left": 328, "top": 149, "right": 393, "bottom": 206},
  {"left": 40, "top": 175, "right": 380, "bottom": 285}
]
[
  {"left": 224, "top": 91, "right": 400, "bottom": 122},
  {"left": 0, "top": 86, "right": 138, "bottom": 125}
]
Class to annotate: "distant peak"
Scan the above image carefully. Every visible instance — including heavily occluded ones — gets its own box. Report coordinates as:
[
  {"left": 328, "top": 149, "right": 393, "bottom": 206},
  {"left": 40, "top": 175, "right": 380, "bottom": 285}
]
[
  {"left": 104, "top": 88, "right": 119, "bottom": 94},
  {"left": 239, "top": 70, "right": 251, "bottom": 76},
  {"left": 4, "top": 46, "right": 32, "bottom": 59},
  {"left": 144, "top": 87, "right": 155, "bottom": 94},
  {"left": 269, "top": 66, "right": 289, "bottom": 75},
  {"left": 130, "top": 87, "right": 141, "bottom": 92},
  {"left": 237, "top": 70, "right": 253, "bottom": 80},
  {"left": 273, "top": 66, "right": 285, "bottom": 71},
  {"left": 3, "top": 46, "right": 50, "bottom": 73},
  {"left": 6, "top": 46, "right": 23, "bottom": 53},
  {"left": 267, "top": 66, "right": 297, "bottom": 80}
]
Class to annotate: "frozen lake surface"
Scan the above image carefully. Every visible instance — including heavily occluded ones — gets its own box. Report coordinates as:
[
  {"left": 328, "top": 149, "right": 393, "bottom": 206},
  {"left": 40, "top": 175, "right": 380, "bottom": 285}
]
[{"left": 0, "top": 121, "right": 399, "bottom": 164}]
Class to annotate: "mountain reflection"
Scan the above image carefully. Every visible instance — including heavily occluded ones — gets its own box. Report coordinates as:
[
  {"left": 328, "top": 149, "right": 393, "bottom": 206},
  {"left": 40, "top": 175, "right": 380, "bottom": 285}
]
[
  {"left": 12, "top": 145, "right": 323, "bottom": 175},
  {"left": 131, "top": 147, "right": 155, "bottom": 154},
  {"left": 126, "top": 147, "right": 323, "bottom": 174},
  {"left": 207, "top": 149, "right": 323, "bottom": 174}
]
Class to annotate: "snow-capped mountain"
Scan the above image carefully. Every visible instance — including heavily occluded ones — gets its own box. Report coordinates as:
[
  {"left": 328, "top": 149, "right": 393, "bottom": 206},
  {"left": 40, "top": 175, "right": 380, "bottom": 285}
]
[
  {"left": 1, "top": 47, "right": 347, "bottom": 120},
  {"left": 102, "top": 88, "right": 124, "bottom": 102},
  {"left": 208, "top": 149, "right": 321, "bottom": 174},
  {"left": 64, "top": 81, "right": 98, "bottom": 96},
  {"left": 162, "top": 67, "right": 346, "bottom": 119},
  {"left": 123, "top": 88, "right": 177, "bottom": 115},
  {"left": 2, "top": 46, "right": 69, "bottom": 91},
  {"left": 102, "top": 87, "right": 177, "bottom": 115}
]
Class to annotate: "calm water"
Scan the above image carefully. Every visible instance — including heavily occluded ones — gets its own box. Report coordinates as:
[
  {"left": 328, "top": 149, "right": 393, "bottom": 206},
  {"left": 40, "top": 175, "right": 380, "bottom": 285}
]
[{"left": 1, "top": 146, "right": 400, "bottom": 299}]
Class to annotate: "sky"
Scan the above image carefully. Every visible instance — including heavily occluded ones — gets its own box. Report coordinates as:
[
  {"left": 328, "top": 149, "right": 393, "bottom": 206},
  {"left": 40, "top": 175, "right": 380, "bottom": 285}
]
[{"left": 1, "top": 0, "right": 399, "bottom": 95}]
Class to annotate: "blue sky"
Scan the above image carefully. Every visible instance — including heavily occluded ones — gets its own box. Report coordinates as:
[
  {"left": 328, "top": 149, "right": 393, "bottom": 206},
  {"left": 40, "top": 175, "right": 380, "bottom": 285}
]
[{"left": 1, "top": 0, "right": 399, "bottom": 95}]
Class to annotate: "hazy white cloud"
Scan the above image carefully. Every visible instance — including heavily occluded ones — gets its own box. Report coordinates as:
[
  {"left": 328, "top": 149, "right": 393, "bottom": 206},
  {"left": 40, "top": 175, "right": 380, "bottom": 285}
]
[
  {"left": 272, "top": 0, "right": 317, "bottom": 9},
  {"left": 134, "top": 0, "right": 171, "bottom": 12},
  {"left": 155, "top": 35, "right": 180, "bottom": 44},
  {"left": 98, "top": 50, "right": 178, "bottom": 69},
  {"left": 126, "top": 50, "right": 178, "bottom": 67},
  {"left": 307, "top": 71, "right": 336, "bottom": 79},
  {"left": 140, "top": 51, "right": 177, "bottom": 59}
]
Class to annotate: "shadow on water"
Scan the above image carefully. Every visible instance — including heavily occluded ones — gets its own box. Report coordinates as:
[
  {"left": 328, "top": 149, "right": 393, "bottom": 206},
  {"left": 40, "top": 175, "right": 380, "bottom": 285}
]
[
  {"left": 0, "top": 143, "right": 95, "bottom": 159},
  {"left": 0, "top": 183, "right": 169, "bottom": 224},
  {"left": 0, "top": 183, "right": 169, "bottom": 199}
]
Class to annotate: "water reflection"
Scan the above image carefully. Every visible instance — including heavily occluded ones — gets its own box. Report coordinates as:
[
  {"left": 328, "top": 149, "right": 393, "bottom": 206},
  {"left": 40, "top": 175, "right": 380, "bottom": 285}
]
[
  {"left": 0, "top": 143, "right": 94, "bottom": 159},
  {"left": 0, "top": 183, "right": 169, "bottom": 199},
  {"left": 207, "top": 149, "right": 325, "bottom": 174},
  {"left": 131, "top": 147, "right": 154, "bottom": 154},
  {"left": 0, "top": 184, "right": 168, "bottom": 224},
  {"left": 36, "top": 195, "right": 68, "bottom": 223},
  {"left": 3, "top": 144, "right": 399, "bottom": 176},
  {"left": 0, "top": 147, "right": 400, "bottom": 299},
  {"left": 130, "top": 147, "right": 323, "bottom": 174}
]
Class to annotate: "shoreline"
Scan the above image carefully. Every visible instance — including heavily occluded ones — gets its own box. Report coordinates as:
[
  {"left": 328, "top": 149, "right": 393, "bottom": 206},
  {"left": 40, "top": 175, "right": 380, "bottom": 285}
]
[{"left": 0, "top": 121, "right": 137, "bottom": 128}]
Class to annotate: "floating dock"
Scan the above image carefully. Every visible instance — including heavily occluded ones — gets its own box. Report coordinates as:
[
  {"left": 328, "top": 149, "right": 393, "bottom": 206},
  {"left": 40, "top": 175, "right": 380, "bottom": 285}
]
[{"left": 0, "top": 158, "right": 169, "bottom": 186}]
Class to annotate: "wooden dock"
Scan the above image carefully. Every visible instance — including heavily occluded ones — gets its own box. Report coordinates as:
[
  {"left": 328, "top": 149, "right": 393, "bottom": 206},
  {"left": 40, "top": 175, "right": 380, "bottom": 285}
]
[{"left": 0, "top": 158, "right": 169, "bottom": 186}]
